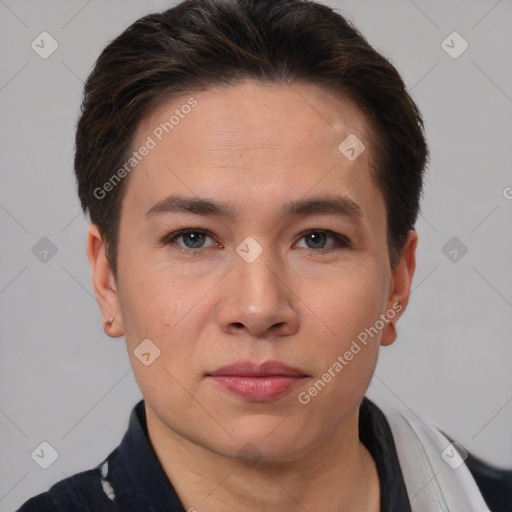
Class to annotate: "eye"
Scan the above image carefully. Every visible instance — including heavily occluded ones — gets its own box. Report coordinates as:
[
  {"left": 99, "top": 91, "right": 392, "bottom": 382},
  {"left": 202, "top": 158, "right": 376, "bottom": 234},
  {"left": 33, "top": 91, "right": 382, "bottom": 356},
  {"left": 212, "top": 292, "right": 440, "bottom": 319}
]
[
  {"left": 294, "top": 229, "right": 350, "bottom": 251},
  {"left": 163, "top": 229, "right": 220, "bottom": 252},
  {"left": 162, "top": 228, "right": 350, "bottom": 254}
]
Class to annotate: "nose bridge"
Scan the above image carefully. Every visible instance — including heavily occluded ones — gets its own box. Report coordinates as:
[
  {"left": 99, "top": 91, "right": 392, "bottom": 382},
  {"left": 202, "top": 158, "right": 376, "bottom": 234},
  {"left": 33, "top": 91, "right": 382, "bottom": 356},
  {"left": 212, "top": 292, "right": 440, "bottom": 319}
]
[
  {"left": 233, "top": 235, "right": 283, "bottom": 305},
  {"left": 216, "top": 234, "right": 298, "bottom": 336}
]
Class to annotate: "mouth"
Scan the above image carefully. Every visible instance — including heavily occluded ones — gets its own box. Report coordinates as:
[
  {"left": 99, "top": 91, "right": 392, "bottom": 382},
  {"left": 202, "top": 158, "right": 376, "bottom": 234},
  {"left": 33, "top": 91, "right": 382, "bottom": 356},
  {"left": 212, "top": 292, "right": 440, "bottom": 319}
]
[{"left": 206, "top": 361, "right": 309, "bottom": 402}]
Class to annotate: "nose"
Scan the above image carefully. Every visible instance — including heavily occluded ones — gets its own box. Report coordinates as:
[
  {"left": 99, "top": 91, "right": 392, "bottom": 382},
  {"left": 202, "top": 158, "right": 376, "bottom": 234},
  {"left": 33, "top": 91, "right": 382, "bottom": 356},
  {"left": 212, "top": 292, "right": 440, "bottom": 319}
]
[{"left": 216, "top": 243, "right": 300, "bottom": 339}]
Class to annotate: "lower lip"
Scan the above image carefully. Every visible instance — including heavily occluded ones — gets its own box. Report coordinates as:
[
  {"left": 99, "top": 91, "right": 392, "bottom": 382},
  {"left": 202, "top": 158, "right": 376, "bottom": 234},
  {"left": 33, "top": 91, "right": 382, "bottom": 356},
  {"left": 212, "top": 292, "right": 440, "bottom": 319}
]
[{"left": 208, "top": 375, "right": 305, "bottom": 402}]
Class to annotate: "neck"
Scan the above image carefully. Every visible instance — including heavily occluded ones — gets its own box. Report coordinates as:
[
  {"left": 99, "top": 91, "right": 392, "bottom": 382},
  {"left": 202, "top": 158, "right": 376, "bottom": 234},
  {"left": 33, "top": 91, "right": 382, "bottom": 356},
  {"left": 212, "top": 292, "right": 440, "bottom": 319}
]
[{"left": 145, "top": 405, "right": 380, "bottom": 512}]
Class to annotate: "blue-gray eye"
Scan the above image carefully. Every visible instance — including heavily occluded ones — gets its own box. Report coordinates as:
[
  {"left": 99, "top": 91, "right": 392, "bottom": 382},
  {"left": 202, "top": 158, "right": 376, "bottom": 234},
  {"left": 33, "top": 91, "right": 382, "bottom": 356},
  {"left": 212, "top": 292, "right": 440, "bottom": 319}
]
[
  {"left": 295, "top": 230, "right": 350, "bottom": 250},
  {"left": 163, "top": 228, "right": 350, "bottom": 253},
  {"left": 165, "top": 229, "right": 215, "bottom": 249}
]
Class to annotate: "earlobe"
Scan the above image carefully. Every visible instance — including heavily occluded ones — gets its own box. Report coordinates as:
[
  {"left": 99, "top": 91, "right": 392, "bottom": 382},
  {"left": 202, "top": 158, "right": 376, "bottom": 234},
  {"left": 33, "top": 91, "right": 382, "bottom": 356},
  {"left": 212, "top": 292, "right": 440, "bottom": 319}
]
[
  {"left": 380, "top": 230, "right": 418, "bottom": 347},
  {"left": 87, "top": 224, "right": 124, "bottom": 338}
]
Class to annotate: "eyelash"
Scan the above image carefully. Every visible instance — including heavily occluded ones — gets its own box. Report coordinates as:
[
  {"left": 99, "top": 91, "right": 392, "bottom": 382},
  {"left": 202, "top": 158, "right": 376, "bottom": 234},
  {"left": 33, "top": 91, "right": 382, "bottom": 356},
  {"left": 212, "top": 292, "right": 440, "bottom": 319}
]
[{"left": 162, "top": 228, "right": 351, "bottom": 254}]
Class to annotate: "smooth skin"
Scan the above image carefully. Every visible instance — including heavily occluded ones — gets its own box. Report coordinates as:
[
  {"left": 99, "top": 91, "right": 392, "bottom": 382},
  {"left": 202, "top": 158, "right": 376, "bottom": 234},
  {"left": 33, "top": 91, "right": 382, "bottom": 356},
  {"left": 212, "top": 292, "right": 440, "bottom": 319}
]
[{"left": 88, "top": 81, "right": 417, "bottom": 512}]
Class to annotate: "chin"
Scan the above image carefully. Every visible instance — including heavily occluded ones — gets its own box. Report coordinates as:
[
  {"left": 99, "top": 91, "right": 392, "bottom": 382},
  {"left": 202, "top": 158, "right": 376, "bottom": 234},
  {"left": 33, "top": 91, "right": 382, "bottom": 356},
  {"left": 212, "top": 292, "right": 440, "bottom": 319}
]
[{"left": 214, "top": 418, "right": 310, "bottom": 462}]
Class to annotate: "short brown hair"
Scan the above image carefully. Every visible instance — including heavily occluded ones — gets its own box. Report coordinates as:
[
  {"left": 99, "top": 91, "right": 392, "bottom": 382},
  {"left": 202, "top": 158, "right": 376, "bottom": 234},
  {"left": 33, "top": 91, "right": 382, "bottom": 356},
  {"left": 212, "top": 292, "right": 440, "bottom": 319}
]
[{"left": 75, "top": 0, "right": 429, "bottom": 278}]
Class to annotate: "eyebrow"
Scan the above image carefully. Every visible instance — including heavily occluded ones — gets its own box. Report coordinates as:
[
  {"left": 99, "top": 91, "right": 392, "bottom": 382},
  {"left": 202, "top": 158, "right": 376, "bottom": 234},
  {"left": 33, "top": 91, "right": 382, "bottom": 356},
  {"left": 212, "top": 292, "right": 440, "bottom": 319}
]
[{"left": 145, "top": 194, "right": 363, "bottom": 221}]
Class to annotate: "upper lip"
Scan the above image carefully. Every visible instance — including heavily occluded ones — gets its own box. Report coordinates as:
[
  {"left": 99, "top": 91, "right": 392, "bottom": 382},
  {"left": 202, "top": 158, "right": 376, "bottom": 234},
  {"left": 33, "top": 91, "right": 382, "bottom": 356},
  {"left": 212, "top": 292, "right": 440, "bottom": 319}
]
[{"left": 207, "top": 361, "right": 308, "bottom": 377}]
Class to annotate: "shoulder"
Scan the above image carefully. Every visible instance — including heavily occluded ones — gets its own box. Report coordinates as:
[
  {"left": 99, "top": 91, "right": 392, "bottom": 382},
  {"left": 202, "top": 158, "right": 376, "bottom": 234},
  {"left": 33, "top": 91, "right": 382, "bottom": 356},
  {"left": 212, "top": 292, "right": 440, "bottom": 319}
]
[
  {"left": 447, "top": 436, "right": 512, "bottom": 512},
  {"left": 15, "top": 401, "right": 145, "bottom": 512},
  {"left": 363, "top": 396, "right": 512, "bottom": 511},
  {"left": 15, "top": 464, "right": 117, "bottom": 512}
]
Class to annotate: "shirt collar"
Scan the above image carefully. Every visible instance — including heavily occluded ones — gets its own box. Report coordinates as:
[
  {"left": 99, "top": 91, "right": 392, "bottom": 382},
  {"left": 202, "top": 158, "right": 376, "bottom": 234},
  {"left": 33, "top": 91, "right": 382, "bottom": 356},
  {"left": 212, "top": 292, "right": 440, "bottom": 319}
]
[
  {"left": 359, "top": 396, "right": 412, "bottom": 512},
  {"left": 107, "top": 397, "right": 410, "bottom": 511},
  {"left": 108, "top": 399, "right": 186, "bottom": 512}
]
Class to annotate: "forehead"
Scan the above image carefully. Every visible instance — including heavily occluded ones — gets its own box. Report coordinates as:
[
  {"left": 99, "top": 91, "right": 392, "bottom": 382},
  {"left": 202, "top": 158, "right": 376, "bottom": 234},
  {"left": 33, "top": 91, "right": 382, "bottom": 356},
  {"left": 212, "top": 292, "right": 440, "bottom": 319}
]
[
  {"left": 140, "top": 80, "right": 372, "bottom": 166},
  {"left": 121, "top": 80, "right": 384, "bottom": 227}
]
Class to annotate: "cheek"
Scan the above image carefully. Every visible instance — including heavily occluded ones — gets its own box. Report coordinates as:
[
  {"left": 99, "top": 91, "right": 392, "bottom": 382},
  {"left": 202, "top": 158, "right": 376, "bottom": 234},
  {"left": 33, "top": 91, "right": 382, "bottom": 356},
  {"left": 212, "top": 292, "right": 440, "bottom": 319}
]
[
  {"left": 303, "top": 270, "right": 385, "bottom": 393},
  {"left": 118, "top": 268, "right": 204, "bottom": 411},
  {"left": 117, "top": 249, "right": 198, "bottom": 333},
  {"left": 117, "top": 258, "right": 215, "bottom": 392},
  {"left": 313, "top": 266, "right": 387, "bottom": 342},
  {"left": 292, "top": 283, "right": 382, "bottom": 448}
]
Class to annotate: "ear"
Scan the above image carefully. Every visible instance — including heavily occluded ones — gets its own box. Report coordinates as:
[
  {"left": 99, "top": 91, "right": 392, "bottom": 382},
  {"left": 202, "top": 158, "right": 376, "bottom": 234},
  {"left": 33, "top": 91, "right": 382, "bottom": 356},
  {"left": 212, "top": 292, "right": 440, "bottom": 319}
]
[
  {"left": 87, "top": 224, "right": 124, "bottom": 338},
  {"left": 380, "top": 229, "right": 418, "bottom": 347}
]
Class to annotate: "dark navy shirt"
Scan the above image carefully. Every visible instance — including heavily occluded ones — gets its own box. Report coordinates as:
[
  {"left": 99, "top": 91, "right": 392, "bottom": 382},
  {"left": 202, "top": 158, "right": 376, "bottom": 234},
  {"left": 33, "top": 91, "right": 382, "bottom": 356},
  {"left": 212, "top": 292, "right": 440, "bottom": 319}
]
[{"left": 16, "top": 397, "right": 511, "bottom": 511}]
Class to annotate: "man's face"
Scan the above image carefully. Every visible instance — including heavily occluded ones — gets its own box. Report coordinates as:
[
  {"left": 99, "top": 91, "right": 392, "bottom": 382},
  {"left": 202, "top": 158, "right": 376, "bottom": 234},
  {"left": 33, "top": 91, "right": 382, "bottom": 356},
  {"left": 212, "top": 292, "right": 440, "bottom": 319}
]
[{"left": 101, "top": 81, "right": 410, "bottom": 461}]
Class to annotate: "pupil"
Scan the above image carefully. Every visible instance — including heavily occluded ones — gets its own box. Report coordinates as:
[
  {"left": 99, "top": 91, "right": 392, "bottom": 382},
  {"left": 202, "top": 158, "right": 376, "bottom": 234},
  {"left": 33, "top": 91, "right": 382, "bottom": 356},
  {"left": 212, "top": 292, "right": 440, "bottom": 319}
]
[
  {"left": 184, "top": 232, "right": 205, "bottom": 248},
  {"left": 307, "top": 231, "right": 326, "bottom": 249}
]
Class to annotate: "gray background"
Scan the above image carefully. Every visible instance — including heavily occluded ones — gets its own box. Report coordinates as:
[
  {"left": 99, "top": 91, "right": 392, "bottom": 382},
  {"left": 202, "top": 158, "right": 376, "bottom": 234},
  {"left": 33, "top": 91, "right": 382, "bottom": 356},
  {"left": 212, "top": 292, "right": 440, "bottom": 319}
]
[{"left": 1, "top": 0, "right": 511, "bottom": 510}]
